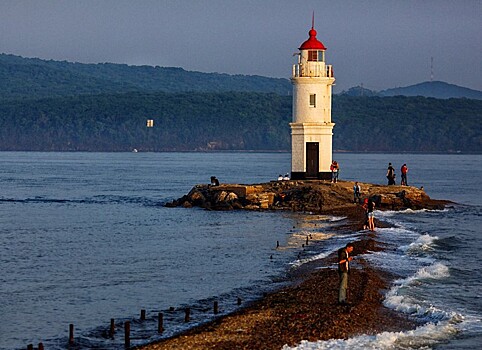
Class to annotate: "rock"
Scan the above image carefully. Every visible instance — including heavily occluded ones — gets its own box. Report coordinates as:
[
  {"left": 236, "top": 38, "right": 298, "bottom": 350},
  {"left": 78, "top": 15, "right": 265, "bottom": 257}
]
[
  {"left": 164, "top": 200, "right": 178, "bottom": 208},
  {"left": 188, "top": 189, "right": 206, "bottom": 206},
  {"left": 165, "top": 181, "right": 448, "bottom": 213},
  {"left": 232, "top": 201, "right": 244, "bottom": 209},
  {"left": 225, "top": 192, "right": 238, "bottom": 201},
  {"left": 214, "top": 190, "right": 229, "bottom": 202}
]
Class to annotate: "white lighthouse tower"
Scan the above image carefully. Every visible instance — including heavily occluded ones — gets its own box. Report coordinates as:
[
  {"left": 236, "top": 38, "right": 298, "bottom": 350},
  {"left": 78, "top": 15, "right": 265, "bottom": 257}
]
[{"left": 290, "top": 21, "right": 335, "bottom": 180}]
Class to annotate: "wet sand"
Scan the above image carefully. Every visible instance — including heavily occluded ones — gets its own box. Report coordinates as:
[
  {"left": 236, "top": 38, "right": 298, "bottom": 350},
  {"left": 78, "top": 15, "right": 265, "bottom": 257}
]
[{"left": 137, "top": 208, "right": 418, "bottom": 350}]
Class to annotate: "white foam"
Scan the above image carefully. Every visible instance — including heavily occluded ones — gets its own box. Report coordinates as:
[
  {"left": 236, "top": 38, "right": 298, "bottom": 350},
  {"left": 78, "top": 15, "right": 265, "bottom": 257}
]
[
  {"left": 380, "top": 208, "right": 449, "bottom": 216},
  {"left": 373, "top": 225, "right": 416, "bottom": 236},
  {"left": 290, "top": 251, "right": 330, "bottom": 268},
  {"left": 384, "top": 262, "right": 450, "bottom": 319},
  {"left": 282, "top": 321, "right": 460, "bottom": 350},
  {"left": 399, "top": 233, "right": 439, "bottom": 254},
  {"left": 329, "top": 216, "right": 347, "bottom": 222},
  {"left": 413, "top": 262, "right": 450, "bottom": 280}
]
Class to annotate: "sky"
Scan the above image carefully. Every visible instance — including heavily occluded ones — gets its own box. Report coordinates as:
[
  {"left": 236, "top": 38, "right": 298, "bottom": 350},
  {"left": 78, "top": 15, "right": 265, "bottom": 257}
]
[{"left": 0, "top": 0, "right": 481, "bottom": 93}]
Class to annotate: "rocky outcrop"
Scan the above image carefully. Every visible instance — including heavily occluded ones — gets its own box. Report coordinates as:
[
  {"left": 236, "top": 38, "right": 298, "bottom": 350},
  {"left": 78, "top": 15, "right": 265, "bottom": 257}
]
[{"left": 165, "top": 180, "right": 448, "bottom": 213}]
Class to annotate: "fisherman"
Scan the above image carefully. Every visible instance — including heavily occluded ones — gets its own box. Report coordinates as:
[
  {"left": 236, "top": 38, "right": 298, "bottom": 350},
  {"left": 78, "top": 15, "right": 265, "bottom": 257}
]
[{"left": 338, "top": 242, "right": 354, "bottom": 305}]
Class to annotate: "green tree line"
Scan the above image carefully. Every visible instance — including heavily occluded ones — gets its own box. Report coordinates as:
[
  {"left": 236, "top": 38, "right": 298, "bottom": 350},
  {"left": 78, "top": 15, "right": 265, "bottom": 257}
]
[{"left": 0, "top": 92, "right": 480, "bottom": 153}]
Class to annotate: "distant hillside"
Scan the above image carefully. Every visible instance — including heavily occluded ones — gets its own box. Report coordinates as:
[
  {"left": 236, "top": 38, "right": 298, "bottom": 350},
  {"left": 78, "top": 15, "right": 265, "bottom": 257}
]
[
  {"left": 0, "top": 53, "right": 291, "bottom": 99},
  {"left": 379, "top": 81, "right": 482, "bottom": 100},
  {"left": 341, "top": 81, "right": 482, "bottom": 100},
  {"left": 339, "top": 86, "right": 379, "bottom": 97},
  {"left": 0, "top": 92, "right": 480, "bottom": 153}
]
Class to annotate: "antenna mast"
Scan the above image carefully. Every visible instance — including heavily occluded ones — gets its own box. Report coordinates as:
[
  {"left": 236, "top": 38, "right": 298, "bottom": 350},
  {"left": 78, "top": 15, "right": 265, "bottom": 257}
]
[
  {"left": 312, "top": 11, "right": 315, "bottom": 29},
  {"left": 430, "top": 57, "right": 434, "bottom": 82}
]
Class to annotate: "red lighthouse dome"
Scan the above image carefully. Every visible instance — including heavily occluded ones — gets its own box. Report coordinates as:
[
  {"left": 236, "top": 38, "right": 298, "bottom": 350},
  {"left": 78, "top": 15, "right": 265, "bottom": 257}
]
[{"left": 299, "top": 27, "right": 326, "bottom": 50}]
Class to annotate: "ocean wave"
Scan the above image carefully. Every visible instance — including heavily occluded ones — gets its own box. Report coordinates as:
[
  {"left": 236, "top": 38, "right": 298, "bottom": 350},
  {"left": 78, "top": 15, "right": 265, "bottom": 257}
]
[
  {"left": 399, "top": 233, "right": 439, "bottom": 255},
  {"left": 282, "top": 320, "right": 460, "bottom": 350},
  {"left": 289, "top": 251, "right": 330, "bottom": 268},
  {"left": 377, "top": 208, "right": 450, "bottom": 218},
  {"left": 384, "top": 262, "right": 450, "bottom": 319},
  {"left": 329, "top": 216, "right": 347, "bottom": 222}
]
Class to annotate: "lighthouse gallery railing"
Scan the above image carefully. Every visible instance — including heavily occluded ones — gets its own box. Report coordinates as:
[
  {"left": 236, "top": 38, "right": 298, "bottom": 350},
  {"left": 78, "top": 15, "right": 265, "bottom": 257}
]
[{"left": 292, "top": 64, "right": 334, "bottom": 78}]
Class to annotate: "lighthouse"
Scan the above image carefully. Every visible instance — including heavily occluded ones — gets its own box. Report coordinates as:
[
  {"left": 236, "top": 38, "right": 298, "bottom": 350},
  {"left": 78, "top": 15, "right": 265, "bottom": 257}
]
[{"left": 290, "top": 22, "right": 335, "bottom": 180}]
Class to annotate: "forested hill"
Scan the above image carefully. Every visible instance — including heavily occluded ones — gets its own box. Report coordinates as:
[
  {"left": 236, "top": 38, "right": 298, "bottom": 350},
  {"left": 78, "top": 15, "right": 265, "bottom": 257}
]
[
  {"left": 380, "top": 81, "right": 482, "bottom": 100},
  {"left": 0, "top": 53, "right": 292, "bottom": 99},
  {"left": 342, "top": 81, "right": 482, "bottom": 100},
  {"left": 0, "top": 92, "right": 480, "bottom": 153}
]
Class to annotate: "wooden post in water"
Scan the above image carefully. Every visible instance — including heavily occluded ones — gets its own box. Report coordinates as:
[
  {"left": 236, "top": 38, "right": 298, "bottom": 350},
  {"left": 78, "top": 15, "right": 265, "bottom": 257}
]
[
  {"left": 158, "top": 312, "right": 164, "bottom": 333},
  {"left": 140, "top": 309, "right": 146, "bottom": 320},
  {"left": 110, "top": 318, "right": 115, "bottom": 337},
  {"left": 237, "top": 297, "right": 242, "bottom": 305},
  {"left": 69, "top": 324, "right": 74, "bottom": 345},
  {"left": 124, "top": 321, "right": 130, "bottom": 348},
  {"left": 306, "top": 236, "right": 309, "bottom": 245},
  {"left": 214, "top": 301, "right": 219, "bottom": 314},
  {"left": 27, "top": 345, "right": 33, "bottom": 350},
  {"left": 276, "top": 240, "right": 280, "bottom": 248},
  {"left": 184, "top": 308, "right": 190, "bottom": 322}
]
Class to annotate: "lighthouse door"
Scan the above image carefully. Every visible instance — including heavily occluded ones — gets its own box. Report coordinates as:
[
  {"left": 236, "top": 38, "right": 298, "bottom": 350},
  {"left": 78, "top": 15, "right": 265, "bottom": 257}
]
[{"left": 306, "top": 142, "right": 319, "bottom": 178}]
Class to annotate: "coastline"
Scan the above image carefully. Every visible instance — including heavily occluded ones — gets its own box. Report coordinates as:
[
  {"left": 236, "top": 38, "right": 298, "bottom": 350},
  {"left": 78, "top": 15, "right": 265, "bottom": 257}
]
[{"left": 138, "top": 201, "right": 425, "bottom": 350}]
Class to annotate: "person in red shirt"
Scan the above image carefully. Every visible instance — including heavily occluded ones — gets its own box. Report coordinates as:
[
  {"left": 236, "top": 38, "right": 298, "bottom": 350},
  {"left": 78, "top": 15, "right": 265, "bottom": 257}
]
[{"left": 401, "top": 163, "right": 408, "bottom": 186}]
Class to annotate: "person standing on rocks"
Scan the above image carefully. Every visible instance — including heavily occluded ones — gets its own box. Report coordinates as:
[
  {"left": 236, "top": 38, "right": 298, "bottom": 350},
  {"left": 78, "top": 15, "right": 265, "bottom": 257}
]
[
  {"left": 210, "top": 176, "right": 220, "bottom": 186},
  {"left": 331, "top": 160, "right": 339, "bottom": 183},
  {"left": 338, "top": 243, "right": 354, "bottom": 305},
  {"left": 386, "top": 163, "right": 396, "bottom": 185},
  {"left": 401, "top": 163, "right": 408, "bottom": 186},
  {"left": 362, "top": 198, "right": 369, "bottom": 230},
  {"left": 353, "top": 182, "right": 361, "bottom": 203},
  {"left": 368, "top": 198, "right": 376, "bottom": 231}
]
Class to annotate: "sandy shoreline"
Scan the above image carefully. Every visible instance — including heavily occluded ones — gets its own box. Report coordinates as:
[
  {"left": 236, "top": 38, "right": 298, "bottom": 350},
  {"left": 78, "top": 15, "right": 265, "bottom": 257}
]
[{"left": 137, "top": 208, "right": 420, "bottom": 350}]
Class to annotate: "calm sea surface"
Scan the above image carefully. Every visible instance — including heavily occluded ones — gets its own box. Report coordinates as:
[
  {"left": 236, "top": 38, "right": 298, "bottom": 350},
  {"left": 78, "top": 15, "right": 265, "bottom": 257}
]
[{"left": 0, "top": 152, "right": 481, "bottom": 350}]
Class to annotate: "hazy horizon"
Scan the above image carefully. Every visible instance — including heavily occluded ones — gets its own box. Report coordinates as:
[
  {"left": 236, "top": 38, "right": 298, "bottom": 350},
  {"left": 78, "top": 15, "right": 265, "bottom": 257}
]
[{"left": 1, "top": 0, "right": 480, "bottom": 93}]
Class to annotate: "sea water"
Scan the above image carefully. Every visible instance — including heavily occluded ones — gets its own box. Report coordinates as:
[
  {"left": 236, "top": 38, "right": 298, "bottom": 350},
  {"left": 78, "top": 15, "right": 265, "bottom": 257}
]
[{"left": 0, "top": 152, "right": 481, "bottom": 349}]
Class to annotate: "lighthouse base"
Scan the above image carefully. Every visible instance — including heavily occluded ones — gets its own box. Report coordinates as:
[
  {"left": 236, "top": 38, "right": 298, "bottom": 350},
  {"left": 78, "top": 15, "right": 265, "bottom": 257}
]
[{"left": 291, "top": 171, "right": 332, "bottom": 181}]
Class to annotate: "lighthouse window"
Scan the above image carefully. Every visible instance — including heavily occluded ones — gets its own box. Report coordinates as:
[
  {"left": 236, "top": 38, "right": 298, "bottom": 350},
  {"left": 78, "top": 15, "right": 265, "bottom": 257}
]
[
  {"left": 310, "top": 94, "right": 316, "bottom": 107},
  {"left": 308, "top": 50, "right": 324, "bottom": 62},
  {"left": 308, "top": 51, "right": 318, "bottom": 62}
]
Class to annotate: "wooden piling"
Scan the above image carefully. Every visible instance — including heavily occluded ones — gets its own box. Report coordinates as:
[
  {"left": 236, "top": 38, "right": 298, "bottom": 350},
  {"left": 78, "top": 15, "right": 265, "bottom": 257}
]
[
  {"left": 124, "top": 321, "right": 130, "bottom": 348},
  {"left": 69, "top": 324, "right": 74, "bottom": 345},
  {"left": 214, "top": 301, "right": 219, "bottom": 314},
  {"left": 184, "top": 308, "right": 190, "bottom": 322},
  {"left": 276, "top": 240, "right": 280, "bottom": 248},
  {"left": 237, "top": 297, "right": 242, "bottom": 305},
  {"left": 140, "top": 309, "right": 146, "bottom": 320},
  {"left": 158, "top": 312, "right": 164, "bottom": 333},
  {"left": 110, "top": 318, "right": 115, "bottom": 336},
  {"left": 27, "top": 344, "right": 33, "bottom": 350},
  {"left": 306, "top": 236, "right": 309, "bottom": 245}
]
